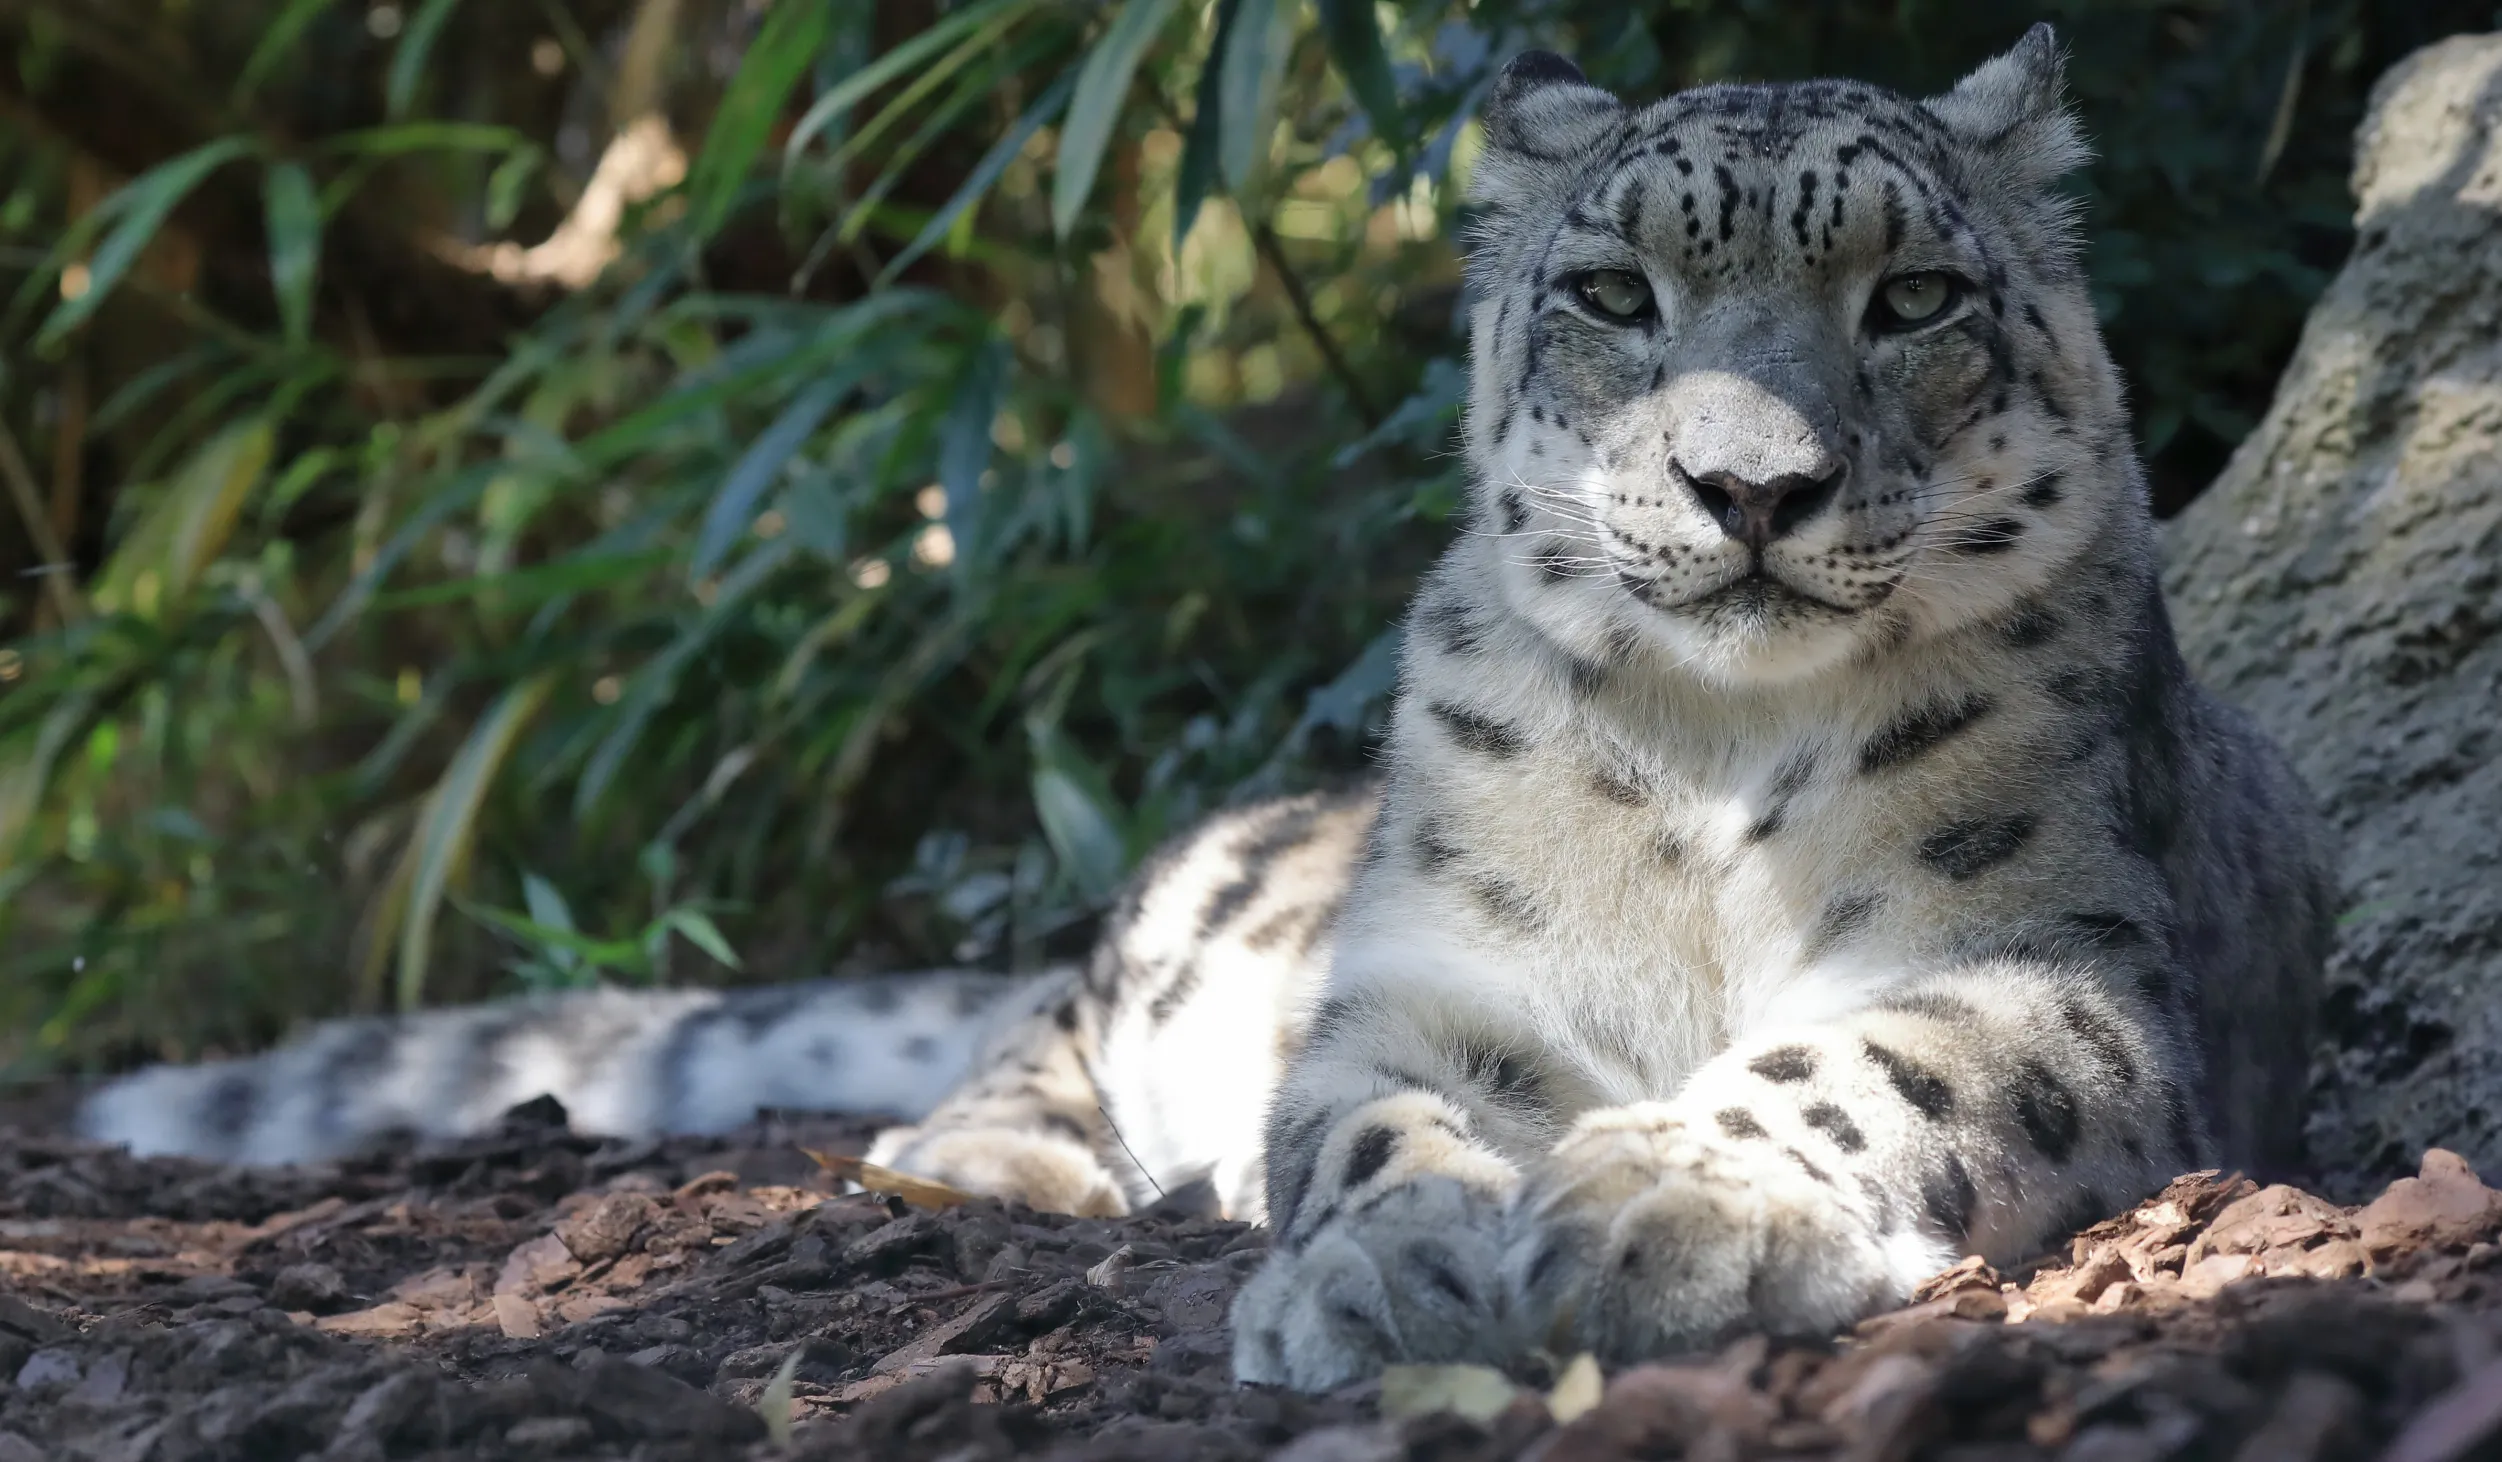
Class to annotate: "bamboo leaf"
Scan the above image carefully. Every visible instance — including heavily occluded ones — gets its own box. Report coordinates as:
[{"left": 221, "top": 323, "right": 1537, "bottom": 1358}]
[
  {"left": 689, "top": 374, "right": 848, "bottom": 580},
  {"left": 938, "top": 336, "right": 1009, "bottom": 560},
  {"left": 520, "top": 872, "right": 578, "bottom": 936},
  {"left": 573, "top": 539, "right": 797, "bottom": 817},
  {"left": 1316, "top": 0, "right": 1404, "bottom": 149},
  {"left": 1218, "top": 0, "right": 1292, "bottom": 191},
  {"left": 89, "top": 420, "right": 276, "bottom": 619},
  {"left": 263, "top": 161, "right": 322, "bottom": 346},
  {"left": 369, "top": 548, "right": 670, "bottom": 610},
  {"left": 571, "top": 295, "right": 933, "bottom": 469},
  {"left": 688, "top": 0, "right": 838, "bottom": 239},
  {"left": 1052, "top": 0, "right": 1184, "bottom": 241},
  {"left": 237, "top": 0, "right": 346, "bottom": 107},
  {"left": 397, "top": 675, "right": 557, "bottom": 1010},
  {"left": 881, "top": 71, "right": 1073, "bottom": 283},
  {"left": 661, "top": 909, "right": 743, "bottom": 970},
  {"left": 518, "top": 872, "right": 583, "bottom": 975},
  {"left": 1172, "top": 0, "right": 1240, "bottom": 250},
  {"left": 460, "top": 899, "right": 643, "bottom": 967},
  {"left": 820, "top": 33, "right": 1038, "bottom": 253},
  {"left": 39, "top": 137, "right": 259, "bottom": 348},
  {"left": 1027, "top": 724, "right": 1126, "bottom": 902},
  {"left": 781, "top": 0, "right": 1030, "bottom": 170},
  {"left": 485, "top": 144, "right": 545, "bottom": 231},
  {"left": 0, "top": 692, "right": 99, "bottom": 871},
  {"left": 323, "top": 123, "right": 528, "bottom": 157},
  {"left": 385, "top": 0, "right": 467, "bottom": 121}
]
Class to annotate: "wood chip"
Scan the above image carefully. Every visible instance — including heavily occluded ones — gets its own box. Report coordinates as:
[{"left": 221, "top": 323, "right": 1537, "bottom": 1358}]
[{"left": 492, "top": 1293, "right": 542, "bottom": 1339}]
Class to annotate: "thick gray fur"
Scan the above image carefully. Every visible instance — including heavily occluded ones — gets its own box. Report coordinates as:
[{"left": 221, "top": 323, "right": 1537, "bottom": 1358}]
[{"left": 80, "top": 24, "right": 2329, "bottom": 1394}]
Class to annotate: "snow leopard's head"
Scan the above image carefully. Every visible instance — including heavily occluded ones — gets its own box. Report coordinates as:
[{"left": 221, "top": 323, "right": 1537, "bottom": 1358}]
[{"left": 1461, "top": 25, "right": 2132, "bottom": 684}]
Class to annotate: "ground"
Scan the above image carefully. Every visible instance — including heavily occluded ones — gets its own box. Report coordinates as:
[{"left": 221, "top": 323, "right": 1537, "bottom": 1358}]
[{"left": 2, "top": 1093, "right": 2500, "bottom": 1462}]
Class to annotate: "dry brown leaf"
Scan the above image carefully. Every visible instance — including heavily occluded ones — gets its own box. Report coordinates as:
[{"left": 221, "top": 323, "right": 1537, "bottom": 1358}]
[
  {"left": 1547, "top": 1353, "right": 1605, "bottom": 1423},
  {"left": 757, "top": 1347, "right": 804, "bottom": 1447},
  {"left": 799, "top": 1148, "right": 976, "bottom": 1209},
  {"left": 1380, "top": 1363, "right": 1523, "bottom": 1423}
]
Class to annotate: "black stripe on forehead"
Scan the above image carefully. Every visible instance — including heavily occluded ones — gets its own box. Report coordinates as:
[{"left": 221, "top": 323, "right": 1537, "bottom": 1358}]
[
  {"left": 1611, "top": 173, "right": 1648, "bottom": 241},
  {"left": 1621, "top": 82, "right": 1955, "bottom": 166}
]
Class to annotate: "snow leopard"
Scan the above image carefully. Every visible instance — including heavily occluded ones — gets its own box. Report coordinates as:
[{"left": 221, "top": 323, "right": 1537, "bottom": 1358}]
[{"left": 79, "top": 24, "right": 2331, "bottom": 1393}]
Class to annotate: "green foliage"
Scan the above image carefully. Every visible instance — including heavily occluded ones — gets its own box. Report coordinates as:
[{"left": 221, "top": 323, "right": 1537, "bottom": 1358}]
[
  {"left": 461, "top": 867, "right": 743, "bottom": 994},
  {"left": 0, "top": 0, "right": 2478, "bottom": 1067}
]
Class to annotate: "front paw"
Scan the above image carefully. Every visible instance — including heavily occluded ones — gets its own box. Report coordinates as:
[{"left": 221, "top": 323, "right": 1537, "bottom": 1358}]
[
  {"left": 1501, "top": 1104, "right": 1911, "bottom": 1363},
  {"left": 1229, "top": 1174, "right": 1512, "bottom": 1390},
  {"left": 1229, "top": 1091, "right": 1523, "bottom": 1390}
]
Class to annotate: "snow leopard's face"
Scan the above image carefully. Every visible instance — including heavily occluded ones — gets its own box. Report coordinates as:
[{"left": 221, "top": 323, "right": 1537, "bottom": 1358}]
[{"left": 1462, "top": 41, "right": 2126, "bottom": 684}]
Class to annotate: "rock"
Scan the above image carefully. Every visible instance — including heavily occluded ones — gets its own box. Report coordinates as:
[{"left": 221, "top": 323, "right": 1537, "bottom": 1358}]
[
  {"left": 843, "top": 1210, "right": 948, "bottom": 1275},
  {"left": 267, "top": 1262, "right": 348, "bottom": 1312},
  {"left": 2165, "top": 33, "right": 2502, "bottom": 1193},
  {"left": 2378, "top": 1355, "right": 2502, "bottom": 1462},
  {"left": 496, "top": 1234, "right": 580, "bottom": 1296},
  {"left": 2356, "top": 1149, "right": 2502, "bottom": 1257},
  {"left": 2187, "top": 1184, "right": 2358, "bottom": 1264},
  {"left": 492, "top": 1293, "right": 543, "bottom": 1339},
  {"left": 338, "top": 1370, "right": 440, "bottom": 1447},
  {"left": 0, "top": 1296, "right": 73, "bottom": 1345},
  {"left": 13, "top": 1347, "right": 80, "bottom": 1392},
  {"left": 504, "top": 1415, "right": 593, "bottom": 1448},
  {"left": 2227, "top": 1371, "right": 2367, "bottom": 1462},
  {"left": 1546, "top": 1349, "right": 1781, "bottom": 1462},
  {"left": 868, "top": 1292, "right": 1017, "bottom": 1376},
  {"left": 554, "top": 1192, "right": 655, "bottom": 1264},
  {"left": 527, "top": 1350, "right": 765, "bottom": 1442}
]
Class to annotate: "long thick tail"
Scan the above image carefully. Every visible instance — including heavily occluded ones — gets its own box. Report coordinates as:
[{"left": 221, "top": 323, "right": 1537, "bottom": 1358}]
[{"left": 78, "top": 969, "right": 1069, "bottom": 1165}]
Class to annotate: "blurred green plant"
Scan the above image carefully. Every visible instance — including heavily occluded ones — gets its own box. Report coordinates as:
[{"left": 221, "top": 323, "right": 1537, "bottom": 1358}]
[
  {"left": 459, "top": 860, "right": 742, "bottom": 994},
  {"left": 0, "top": 0, "right": 2480, "bottom": 1069}
]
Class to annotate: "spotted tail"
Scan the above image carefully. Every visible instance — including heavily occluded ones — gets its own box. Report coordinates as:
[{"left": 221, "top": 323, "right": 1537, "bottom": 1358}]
[{"left": 77, "top": 970, "right": 1068, "bottom": 1166}]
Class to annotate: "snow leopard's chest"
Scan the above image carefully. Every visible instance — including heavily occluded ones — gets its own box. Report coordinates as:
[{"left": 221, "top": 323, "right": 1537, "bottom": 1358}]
[{"left": 1330, "top": 626, "right": 2095, "bottom": 1106}]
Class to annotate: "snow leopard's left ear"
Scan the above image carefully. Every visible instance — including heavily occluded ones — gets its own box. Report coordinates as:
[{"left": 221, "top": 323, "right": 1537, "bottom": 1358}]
[
  {"left": 1478, "top": 51, "right": 1623, "bottom": 160},
  {"left": 1469, "top": 51, "right": 1624, "bottom": 213},
  {"left": 1923, "top": 23, "right": 2090, "bottom": 192}
]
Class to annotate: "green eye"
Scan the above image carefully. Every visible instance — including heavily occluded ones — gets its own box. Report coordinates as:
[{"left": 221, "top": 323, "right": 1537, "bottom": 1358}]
[
  {"left": 1878, "top": 272, "right": 1955, "bottom": 327},
  {"left": 1578, "top": 270, "right": 1652, "bottom": 320}
]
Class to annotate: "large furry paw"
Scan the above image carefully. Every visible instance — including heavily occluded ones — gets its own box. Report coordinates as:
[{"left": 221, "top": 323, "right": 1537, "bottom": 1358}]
[
  {"left": 1501, "top": 1103, "right": 1920, "bottom": 1363},
  {"left": 1229, "top": 1174, "right": 1512, "bottom": 1389},
  {"left": 1229, "top": 1093, "right": 1522, "bottom": 1390},
  {"left": 864, "top": 1123, "right": 1128, "bottom": 1217}
]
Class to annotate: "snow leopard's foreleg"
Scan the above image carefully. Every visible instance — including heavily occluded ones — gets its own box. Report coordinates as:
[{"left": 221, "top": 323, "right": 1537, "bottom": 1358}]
[
  {"left": 1496, "top": 960, "right": 2192, "bottom": 1366},
  {"left": 1231, "top": 962, "right": 2192, "bottom": 1388}
]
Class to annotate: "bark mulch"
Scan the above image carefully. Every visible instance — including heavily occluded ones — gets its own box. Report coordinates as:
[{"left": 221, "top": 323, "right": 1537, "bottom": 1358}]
[{"left": 2, "top": 1098, "right": 2498, "bottom": 1462}]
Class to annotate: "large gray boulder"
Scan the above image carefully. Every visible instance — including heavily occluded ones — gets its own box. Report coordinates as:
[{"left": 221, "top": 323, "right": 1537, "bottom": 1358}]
[{"left": 2168, "top": 34, "right": 2502, "bottom": 1194}]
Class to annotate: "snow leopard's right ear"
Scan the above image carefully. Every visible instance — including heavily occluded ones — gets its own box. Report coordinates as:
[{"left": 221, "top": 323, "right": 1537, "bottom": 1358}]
[
  {"left": 1922, "top": 24, "right": 2090, "bottom": 194},
  {"left": 1470, "top": 52, "right": 1624, "bottom": 209}
]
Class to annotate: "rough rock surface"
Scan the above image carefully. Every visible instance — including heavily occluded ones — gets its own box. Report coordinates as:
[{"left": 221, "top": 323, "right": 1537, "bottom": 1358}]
[{"left": 2166, "top": 33, "right": 2502, "bottom": 1194}]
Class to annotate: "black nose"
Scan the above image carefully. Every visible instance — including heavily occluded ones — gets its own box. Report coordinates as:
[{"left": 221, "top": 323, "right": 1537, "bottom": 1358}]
[{"left": 1677, "top": 462, "right": 1847, "bottom": 548}]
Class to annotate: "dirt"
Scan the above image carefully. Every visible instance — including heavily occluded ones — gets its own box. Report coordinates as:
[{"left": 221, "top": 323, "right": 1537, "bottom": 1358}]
[{"left": 3, "top": 1100, "right": 2501, "bottom": 1462}]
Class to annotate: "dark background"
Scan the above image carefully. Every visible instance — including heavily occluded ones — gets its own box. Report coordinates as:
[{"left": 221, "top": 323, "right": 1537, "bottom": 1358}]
[{"left": 0, "top": 0, "right": 2488, "bottom": 1072}]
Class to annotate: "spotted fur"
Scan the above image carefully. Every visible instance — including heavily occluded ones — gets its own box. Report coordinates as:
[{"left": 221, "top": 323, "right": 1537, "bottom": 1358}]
[
  {"left": 80, "top": 24, "right": 2328, "bottom": 1397},
  {"left": 1228, "top": 26, "right": 2328, "bottom": 1388}
]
